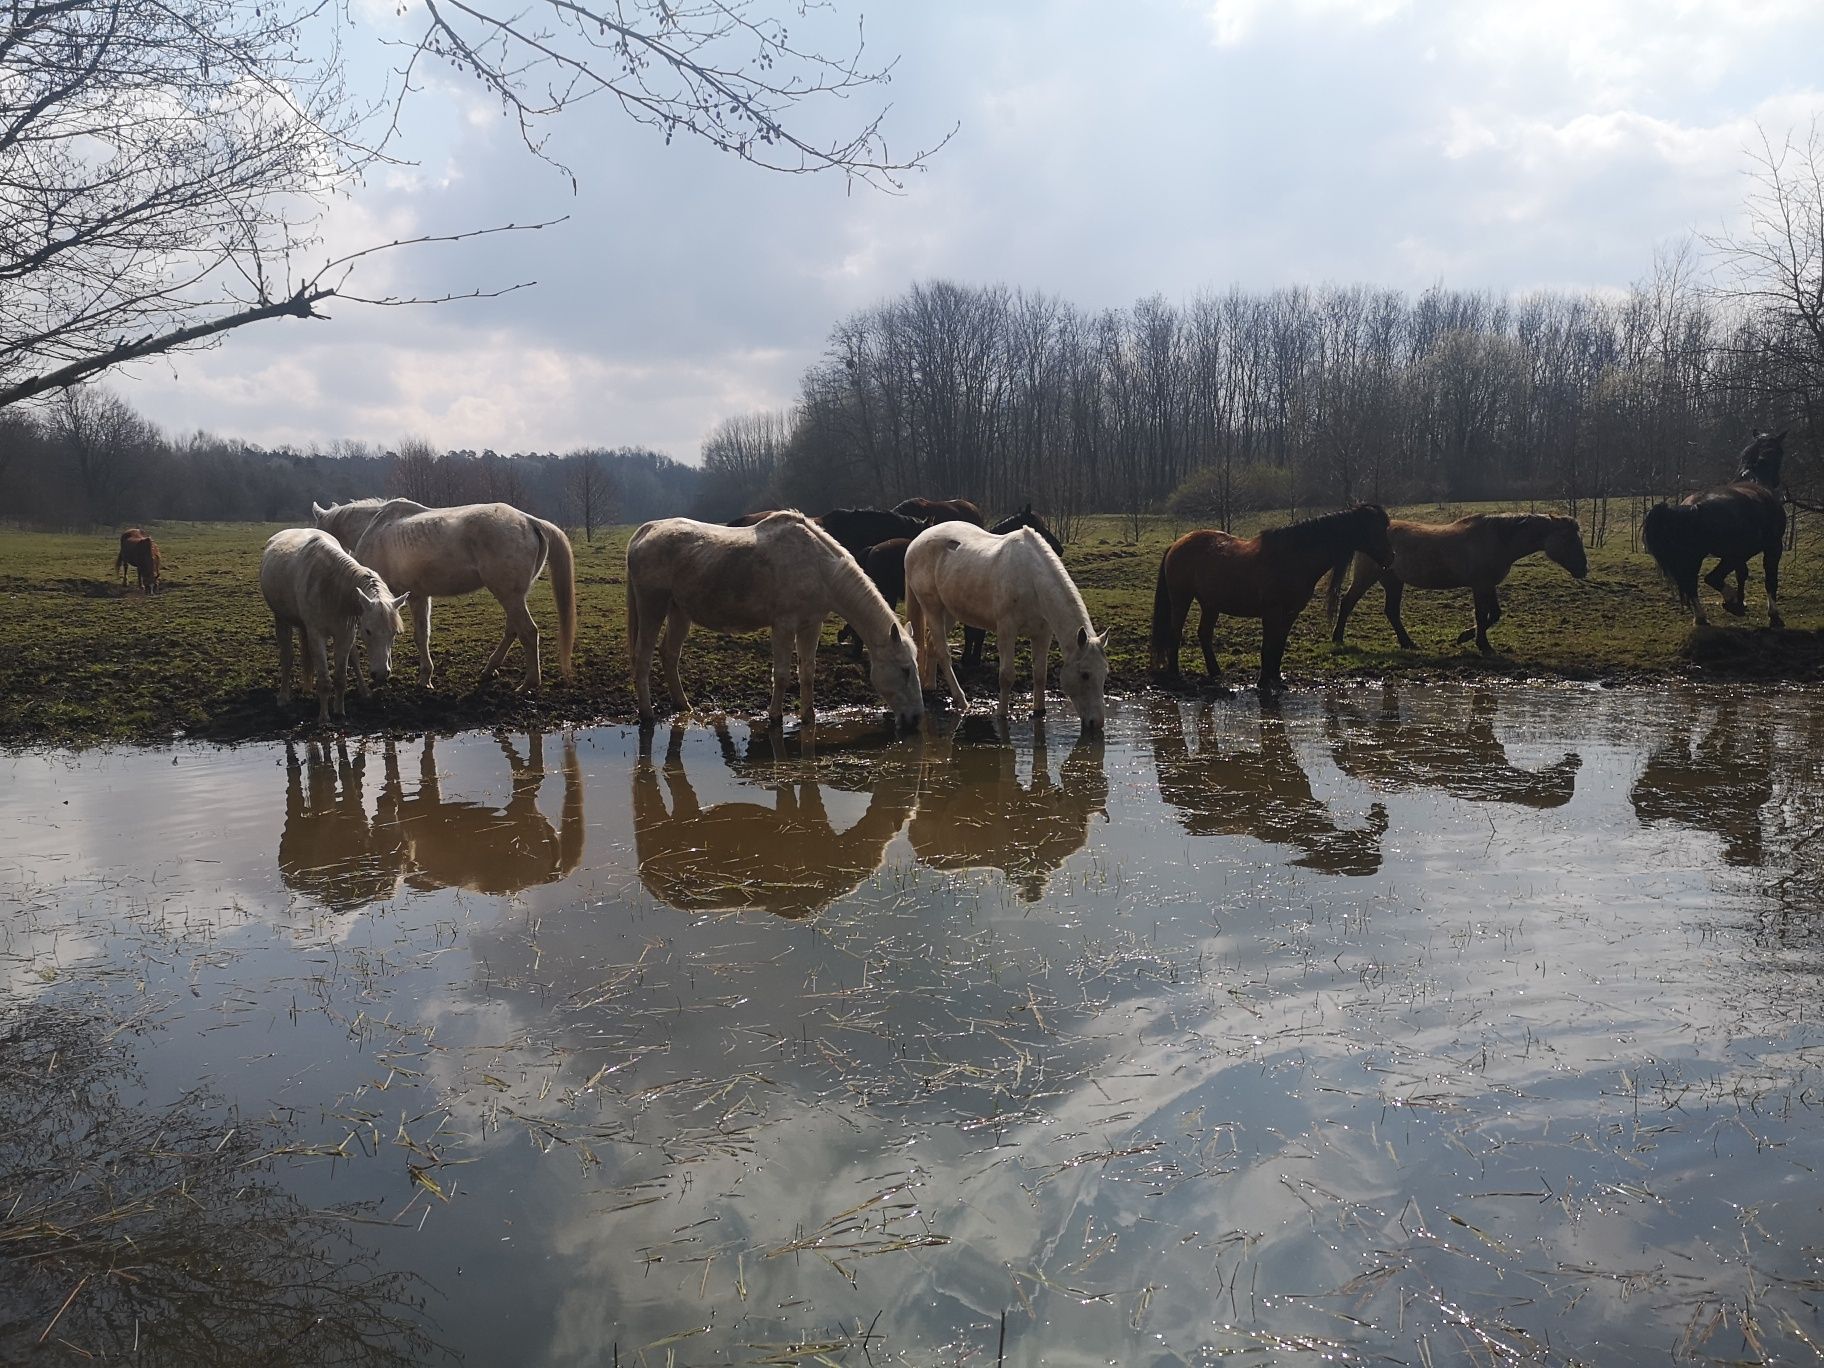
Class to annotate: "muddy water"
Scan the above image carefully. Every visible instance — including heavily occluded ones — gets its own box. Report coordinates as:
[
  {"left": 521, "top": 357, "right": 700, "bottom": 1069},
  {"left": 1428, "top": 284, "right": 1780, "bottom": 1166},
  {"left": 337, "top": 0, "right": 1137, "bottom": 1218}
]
[{"left": 2, "top": 685, "right": 1822, "bottom": 1365}]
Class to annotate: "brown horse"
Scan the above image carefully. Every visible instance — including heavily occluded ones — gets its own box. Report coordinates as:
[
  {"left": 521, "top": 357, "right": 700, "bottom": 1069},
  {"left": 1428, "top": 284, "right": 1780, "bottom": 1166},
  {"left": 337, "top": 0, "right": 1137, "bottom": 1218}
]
[
  {"left": 893, "top": 496, "right": 985, "bottom": 527},
  {"left": 1643, "top": 430, "right": 1787, "bottom": 628},
  {"left": 115, "top": 529, "right": 143, "bottom": 585},
  {"left": 727, "top": 510, "right": 785, "bottom": 527},
  {"left": 1332, "top": 513, "right": 1587, "bottom": 653},
  {"left": 1150, "top": 504, "right": 1392, "bottom": 691},
  {"left": 115, "top": 529, "right": 161, "bottom": 594}
]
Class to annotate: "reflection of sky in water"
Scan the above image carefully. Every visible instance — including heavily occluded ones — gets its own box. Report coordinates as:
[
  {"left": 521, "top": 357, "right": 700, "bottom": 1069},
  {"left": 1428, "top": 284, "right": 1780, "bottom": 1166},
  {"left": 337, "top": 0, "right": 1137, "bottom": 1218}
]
[{"left": 2, "top": 686, "right": 1822, "bottom": 1364}]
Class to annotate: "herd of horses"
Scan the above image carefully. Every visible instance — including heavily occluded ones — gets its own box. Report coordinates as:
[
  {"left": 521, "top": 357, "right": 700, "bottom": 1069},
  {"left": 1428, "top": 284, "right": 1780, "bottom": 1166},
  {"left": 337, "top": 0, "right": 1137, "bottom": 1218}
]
[{"left": 109, "top": 430, "right": 1795, "bottom": 731}]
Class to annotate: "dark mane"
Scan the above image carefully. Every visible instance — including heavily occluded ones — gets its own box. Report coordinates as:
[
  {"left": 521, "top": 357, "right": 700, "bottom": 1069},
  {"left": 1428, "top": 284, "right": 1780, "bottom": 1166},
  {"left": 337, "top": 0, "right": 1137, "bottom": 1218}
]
[{"left": 1256, "top": 504, "right": 1387, "bottom": 552}]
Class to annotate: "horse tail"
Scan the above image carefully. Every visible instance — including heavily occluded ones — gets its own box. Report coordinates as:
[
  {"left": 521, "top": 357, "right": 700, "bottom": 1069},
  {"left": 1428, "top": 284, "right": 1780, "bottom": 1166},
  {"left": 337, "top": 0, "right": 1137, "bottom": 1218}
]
[
  {"left": 625, "top": 553, "right": 640, "bottom": 671},
  {"left": 536, "top": 517, "right": 577, "bottom": 682},
  {"left": 1642, "top": 501, "right": 1700, "bottom": 608},
  {"left": 1149, "top": 547, "right": 1176, "bottom": 675}
]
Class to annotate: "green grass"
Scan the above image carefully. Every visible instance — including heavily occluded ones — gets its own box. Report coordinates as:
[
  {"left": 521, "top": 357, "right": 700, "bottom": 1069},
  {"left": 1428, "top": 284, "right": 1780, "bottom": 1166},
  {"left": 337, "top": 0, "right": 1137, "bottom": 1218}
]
[{"left": 2, "top": 505, "right": 1821, "bottom": 746}]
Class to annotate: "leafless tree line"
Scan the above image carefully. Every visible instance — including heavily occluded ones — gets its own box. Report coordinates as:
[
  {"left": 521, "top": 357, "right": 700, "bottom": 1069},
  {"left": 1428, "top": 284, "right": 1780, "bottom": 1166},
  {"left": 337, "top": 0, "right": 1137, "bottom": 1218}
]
[{"left": 703, "top": 266, "right": 1813, "bottom": 546}]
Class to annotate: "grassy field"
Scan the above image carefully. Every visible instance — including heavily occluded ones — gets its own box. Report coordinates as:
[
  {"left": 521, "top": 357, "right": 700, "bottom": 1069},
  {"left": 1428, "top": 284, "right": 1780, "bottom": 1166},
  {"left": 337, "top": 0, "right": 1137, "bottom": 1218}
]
[{"left": 3, "top": 504, "right": 1823, "bottom": 746}]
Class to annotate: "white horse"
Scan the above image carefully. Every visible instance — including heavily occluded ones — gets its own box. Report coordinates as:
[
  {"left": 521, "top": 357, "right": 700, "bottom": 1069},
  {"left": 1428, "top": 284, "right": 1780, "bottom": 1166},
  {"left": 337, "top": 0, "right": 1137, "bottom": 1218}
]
[
  {"left": 904, "top": 522, "right": 1110, "bottom": 728},
  {"left": 260, "top": 528, "right": 410, "bottom": 725},
  {"left": 625, "top": 511, "right": 924, "bottom": 729},
  {"left": 310, "top": 498, "right": 577, "bottom": 691}
]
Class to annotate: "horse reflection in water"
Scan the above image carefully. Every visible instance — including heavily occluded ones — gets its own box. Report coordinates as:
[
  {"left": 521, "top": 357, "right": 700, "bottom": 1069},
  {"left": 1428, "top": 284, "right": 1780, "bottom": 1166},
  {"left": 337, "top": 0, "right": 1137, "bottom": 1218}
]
[
  {"left": 1147, "top": 697, "right": 1387, "bottom": 876},
  {"left": 907, "top": 713, "right": 1107, "bottom": 902},
  {"left": 1630, "top": 700, "right": 1776, "bottom": 867},
  {"left": 633, "top": 720, "right": 919, "bottom": 917},
  {"left": 1324, "top": 686, "right": 1582, "bottom": 808},
  {"left": 279, "top": 730, "right": 584, "bottom": 907},
  {"left": 279, "top": 739, "right": 405, "bottom": 911}
]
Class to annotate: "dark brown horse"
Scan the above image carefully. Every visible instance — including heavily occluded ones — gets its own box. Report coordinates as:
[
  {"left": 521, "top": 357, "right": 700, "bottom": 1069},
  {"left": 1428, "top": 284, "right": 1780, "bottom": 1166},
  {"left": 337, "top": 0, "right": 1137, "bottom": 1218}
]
[
  {"left": 1643, "top": 430, "right": 1787, "bottom": 628},
  {"left": 1333, "top": 512, "right": 1587, "bottom": 653},
  {"left": 115, "top": 529, "right": 161, "bottom": 594},
  {"left": 893, "top": 496, "right": 985, "bottom": 527},
  {"left": 727, "top": 509, "right": 785, "bottom": 528},
  {"left": 1150, "top": 504, "right": 1393, "bottom": 691}
]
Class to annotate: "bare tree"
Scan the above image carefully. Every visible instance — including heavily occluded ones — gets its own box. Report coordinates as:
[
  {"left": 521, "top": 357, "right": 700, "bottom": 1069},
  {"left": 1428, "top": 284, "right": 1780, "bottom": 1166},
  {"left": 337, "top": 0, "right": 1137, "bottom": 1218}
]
[
  {"left": 565, "top": 452, "right": 615, "bottom": 541},
  {"left": 0, "top": 0, "right": 949, "bottom": 411},
  {"left": 55, "top": 387, "right": 157, "bottom": 524}
]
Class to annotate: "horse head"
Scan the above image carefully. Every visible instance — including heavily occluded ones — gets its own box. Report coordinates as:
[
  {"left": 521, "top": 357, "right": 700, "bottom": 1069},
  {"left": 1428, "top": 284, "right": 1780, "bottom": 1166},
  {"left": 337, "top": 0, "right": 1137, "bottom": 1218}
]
[
  {"left": 1062, "top": 625, "right": 1111, "bottom": 731},
  {"left": 1738, "top": 429, "right": 1787, "bottom": 487},
  {"left": 1539, "top": 515, "right": 1588, "bottom": 579},
  {"left": 867, "top": 621, "right": 925, "bottom": 731}
]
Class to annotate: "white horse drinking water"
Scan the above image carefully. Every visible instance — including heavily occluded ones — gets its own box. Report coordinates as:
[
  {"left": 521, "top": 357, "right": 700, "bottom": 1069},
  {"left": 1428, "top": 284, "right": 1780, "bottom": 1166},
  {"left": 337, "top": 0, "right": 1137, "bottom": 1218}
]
[
  {"left": 904, "top": 522, "right": 1110, "bottom": 728},
  {"left": 260, "top": 529, "right": 410, "bottom": 724},
  {"left": 625, "top": 511, "right": 924, "bottom": 729},
  {"left": 310, "top": 498, "right": 576, "bottom": 691}
]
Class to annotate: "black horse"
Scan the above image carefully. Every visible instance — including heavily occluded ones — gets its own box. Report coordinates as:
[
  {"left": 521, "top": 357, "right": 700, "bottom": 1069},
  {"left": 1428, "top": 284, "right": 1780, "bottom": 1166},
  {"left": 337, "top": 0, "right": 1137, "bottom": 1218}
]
[
  {"left": 960, "top": 505, "right": 1064, "bottom": 668},
  {"left": 836, "top": 537, "right": 913, "bottom": 657},
  {"left": 1643, "top": 430, "right": 1787, "bottom": 628},
  {"left": 820, "top": 509, "right": 926, "bottom": 656}
]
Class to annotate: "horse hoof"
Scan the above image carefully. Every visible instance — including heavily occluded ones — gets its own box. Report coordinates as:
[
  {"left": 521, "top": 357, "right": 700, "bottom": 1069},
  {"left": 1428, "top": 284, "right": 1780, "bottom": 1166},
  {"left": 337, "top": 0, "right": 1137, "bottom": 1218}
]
[{"left": 1724, "top": 600, "right": 1747, "bottom": 617}]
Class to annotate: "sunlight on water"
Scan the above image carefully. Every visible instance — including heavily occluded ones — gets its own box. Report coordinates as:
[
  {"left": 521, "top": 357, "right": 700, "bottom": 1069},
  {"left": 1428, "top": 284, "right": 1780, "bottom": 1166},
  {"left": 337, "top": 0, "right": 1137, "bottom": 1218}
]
[{"left": 2, "top": 684, "right": 1821, "bottom": 1365}]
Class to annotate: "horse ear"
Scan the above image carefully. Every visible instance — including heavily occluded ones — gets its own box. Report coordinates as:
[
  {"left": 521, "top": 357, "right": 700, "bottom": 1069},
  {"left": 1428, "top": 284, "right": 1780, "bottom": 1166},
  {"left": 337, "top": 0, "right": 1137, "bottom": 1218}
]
[
  {"left": 1097, "top": 628, "right": 1111, "bottom": 648},
  {"left": 391, "top": 592, "right": 411, "bottom": 610},
  {"left": 311, "top": 502, "right": 329, "bottom": 523},
  {"left": 1077, "top": 626, "right": 1088, "bottom": 648}
]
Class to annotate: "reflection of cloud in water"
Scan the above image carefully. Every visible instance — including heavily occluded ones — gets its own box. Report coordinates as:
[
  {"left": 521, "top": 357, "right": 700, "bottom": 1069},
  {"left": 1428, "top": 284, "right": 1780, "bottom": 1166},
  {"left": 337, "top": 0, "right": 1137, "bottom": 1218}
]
[
  {"left": 1147, "top": 695, "right": 1386, "bottom": 875},
  {"left": 908, "top": 713, "right": 1108, "bottom": 902}
]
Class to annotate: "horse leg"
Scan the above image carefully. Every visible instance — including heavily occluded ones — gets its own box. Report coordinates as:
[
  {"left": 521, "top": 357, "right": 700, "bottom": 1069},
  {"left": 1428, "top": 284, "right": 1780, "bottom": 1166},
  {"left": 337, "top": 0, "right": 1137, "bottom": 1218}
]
[
  {"left": 659, "top": 606, "right": 692, "bottom": 713},
  {"left": 1383, "top": 577, "right": 1418, "bottom": 650},
  {"left": 410, "top": 597, "right": 435, "bottom": 686},
  {"left": 332, "top": 634, "right": 354, "bottom": 719},
  {"left": 796, "top": 620, "right": 822, "bottom": 726},
  {"left": 1705, "top": 560, "right": 1745, "bottom": 617},
  {"left": 275, "top": 621, "right": 295, "bottom": 707},
  {"left": 767, "top": 628, "right": 793, "bottom": 726},
  {"left": 1196, "top": 605, "right": 1219, "bottom": 679},
  {"left": 1765, "top": 548, "right": 1784, "bottom": 628},
  {"left": 1471, "top": 587, "right": 1499, "bottom": 654},
  {"left": 1258, "top": 615, "right": 1291, "bottom": 693},
  {"left": 630, "top": 589, "right": 664, "bottom": 723},
  {"left": 1332, "top": 571, "right": 1373, "bottom": 645},
  {"left": 1029, "top": 630, "right": 1052, "bottom": 717},
  {"left": 908, "top": 592, "right": 937, "bottom": 690},
  {"left": 507, "top": 595, "right": 544, "bottom": 691},
  {"left": 307, "top": 631, "right": 333, "bottom": 726},
  {"left": 935, "top": 611, "right": 970, "bottom": 712}
]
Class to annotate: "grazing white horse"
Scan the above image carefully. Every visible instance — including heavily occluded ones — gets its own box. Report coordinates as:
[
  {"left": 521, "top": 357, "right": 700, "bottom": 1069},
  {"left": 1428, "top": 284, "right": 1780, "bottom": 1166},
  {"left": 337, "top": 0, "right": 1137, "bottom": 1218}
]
[
  {"left": 260, "top": 529, "right": 409, "bottom": 725},
  {"left": 625, "top": 510, "right": 924, "bottom": 729},
  {"left": 904, "top": 522, "right": 1111, "bottom": 728},
  {"left": 310, "top": 498, "right": 577, "bottom": 691}
]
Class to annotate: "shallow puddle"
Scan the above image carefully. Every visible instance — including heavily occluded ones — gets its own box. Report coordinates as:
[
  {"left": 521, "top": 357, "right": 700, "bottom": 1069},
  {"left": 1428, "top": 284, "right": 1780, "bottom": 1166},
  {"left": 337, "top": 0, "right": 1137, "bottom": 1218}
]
[{"left": 3, "top": 684, "right": 1822, "bottom": 1365}]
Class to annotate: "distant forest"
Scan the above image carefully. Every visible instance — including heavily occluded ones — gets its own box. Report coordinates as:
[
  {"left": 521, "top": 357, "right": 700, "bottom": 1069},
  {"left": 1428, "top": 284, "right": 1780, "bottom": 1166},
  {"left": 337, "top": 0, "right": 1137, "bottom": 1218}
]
[{"left": 3, "top": 265, "right": 1820, "bottom": 545}]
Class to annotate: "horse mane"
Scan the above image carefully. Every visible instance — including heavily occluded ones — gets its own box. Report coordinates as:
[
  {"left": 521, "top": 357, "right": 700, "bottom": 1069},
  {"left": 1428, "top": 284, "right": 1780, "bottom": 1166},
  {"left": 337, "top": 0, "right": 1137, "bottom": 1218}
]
[
  {"left": 788, "top": 513, "right": 903, "bottom": 638},
  {"left": 1257, "top": 504, "right": 1385, "bottom": 552},
  {"left": 1013, "top": 528, "right": 1094, "bottom": 633}
]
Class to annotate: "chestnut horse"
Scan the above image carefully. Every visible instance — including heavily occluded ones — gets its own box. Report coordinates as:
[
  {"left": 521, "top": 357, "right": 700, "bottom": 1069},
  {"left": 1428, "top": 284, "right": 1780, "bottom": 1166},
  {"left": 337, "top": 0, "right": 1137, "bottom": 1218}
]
[
  {"left": 1643, "top": 430, "right": 1787, "bottom": 628},
  {"left": 1332, "top": 513, "right": 1588, "bottom": 653},
  {"left": 1150, "top": 504, "right": 1392, "bottom": 692},
  {"left": 115, "top": 529, "right": 161, "bottom": 594}
]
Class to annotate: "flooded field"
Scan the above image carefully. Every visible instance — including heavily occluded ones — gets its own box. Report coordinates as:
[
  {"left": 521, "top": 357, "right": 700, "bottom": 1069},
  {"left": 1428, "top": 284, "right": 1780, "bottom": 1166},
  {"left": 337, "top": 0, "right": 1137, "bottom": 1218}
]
[{"left": 3, "top": 684, "right": 1822, "bottom": 1366}]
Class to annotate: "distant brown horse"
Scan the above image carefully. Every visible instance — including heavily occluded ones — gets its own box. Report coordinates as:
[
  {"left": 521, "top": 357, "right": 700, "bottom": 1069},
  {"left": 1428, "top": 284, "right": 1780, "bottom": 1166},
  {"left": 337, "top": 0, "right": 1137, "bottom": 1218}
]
[
  {"left": 1150, "top": 504, "right": 1392, "bottom": 692},
  {"left": 115, "top": 529, "right": 161, "bottom": 594},
  {"left": 1332, "top": 513, "right": 1587, "bottom": 653},
  {"left": 893, "top": 496, "right": 985, "bottom": 527},
  {"left": 1643, "top": 430, "right": 1787, "bottom": 628}
]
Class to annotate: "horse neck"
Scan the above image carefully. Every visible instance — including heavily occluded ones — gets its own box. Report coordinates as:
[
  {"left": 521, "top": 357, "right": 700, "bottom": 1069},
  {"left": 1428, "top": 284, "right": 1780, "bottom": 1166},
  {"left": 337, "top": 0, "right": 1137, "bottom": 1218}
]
[
  {"left": 1024, "top": 539, "right": 1093, "bottom": 640},
  {"left": 819, "top": 542, "right": 900, "bottom": 645}
]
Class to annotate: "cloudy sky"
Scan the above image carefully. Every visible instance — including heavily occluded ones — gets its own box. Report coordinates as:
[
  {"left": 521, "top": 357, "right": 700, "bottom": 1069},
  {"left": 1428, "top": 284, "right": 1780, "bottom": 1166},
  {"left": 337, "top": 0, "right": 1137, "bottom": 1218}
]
[{"left": 116, "top": 0, "right": 1824, "bottom": 462}]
